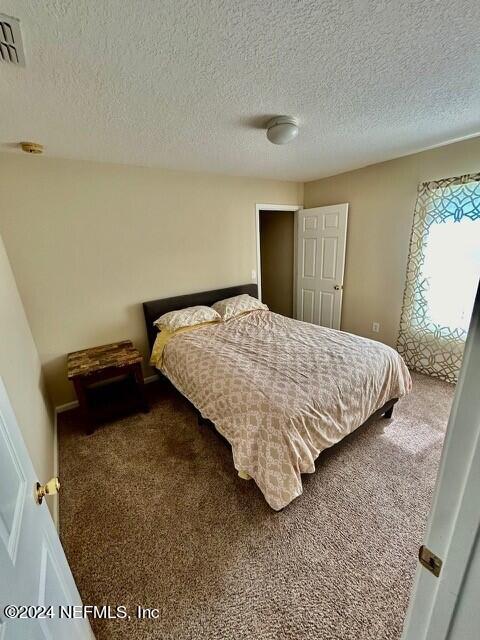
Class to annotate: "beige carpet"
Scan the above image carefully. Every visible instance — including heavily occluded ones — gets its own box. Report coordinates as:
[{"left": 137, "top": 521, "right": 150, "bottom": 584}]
[{"left": 58, "top": 372, "right": 454, "bottom": 640}]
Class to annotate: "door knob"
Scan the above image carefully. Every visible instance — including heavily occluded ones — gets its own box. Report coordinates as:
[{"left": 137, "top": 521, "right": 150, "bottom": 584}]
[
  {"left": 334, "top": 284, "right": 343, "bottom": 291},
  {"left": 35, "top": 477, "right": 60, "bottom": 504}
]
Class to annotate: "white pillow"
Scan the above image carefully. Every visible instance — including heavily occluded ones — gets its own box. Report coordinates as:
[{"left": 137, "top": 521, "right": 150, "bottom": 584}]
[
  {"left": 212, "top": 294, "right": 268, "bottom": 321},
  {"left": 153, "top": 305, "right": 220, "bottom": 331}
]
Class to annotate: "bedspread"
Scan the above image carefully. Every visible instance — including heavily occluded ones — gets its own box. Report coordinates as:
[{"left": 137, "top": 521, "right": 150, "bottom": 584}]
[{"left": 154, "top": 310, "right": 412, "bottom": 510}]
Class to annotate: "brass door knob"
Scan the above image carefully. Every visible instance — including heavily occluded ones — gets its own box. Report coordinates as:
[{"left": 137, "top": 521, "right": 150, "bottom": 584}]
[{"left": 35, "top": 477, "right": 60, "bottom": 504}]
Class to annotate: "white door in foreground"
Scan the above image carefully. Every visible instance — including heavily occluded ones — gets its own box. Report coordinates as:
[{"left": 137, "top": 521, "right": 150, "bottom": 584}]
[
  {"left": 296, "top": 204, "right": 348, "bottom": 329},
  {"left": 402, "top": 285, "right": 480, "bottom": 640},
  {"left": 0, "top": 377, "right": 94, "bottom": 639}
]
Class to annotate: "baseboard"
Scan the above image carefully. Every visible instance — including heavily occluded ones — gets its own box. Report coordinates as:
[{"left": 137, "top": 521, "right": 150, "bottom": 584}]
[
  {"left": 56, "top": 399, "right": 79, "bottom": 413},
  {"left": 52, "top": 409, "right": 59, "bottom": 530}
]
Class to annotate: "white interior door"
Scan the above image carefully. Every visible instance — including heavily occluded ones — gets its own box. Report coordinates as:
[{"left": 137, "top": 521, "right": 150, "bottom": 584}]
[
  {"left": 296, "top": 204, "right": 348, "bottom": 329},
  {"left": 0, "top": 377, "right": 94, "bottom": 640},
  {"left": 402, "top": 285, "right": 480, "bottom": 640}
]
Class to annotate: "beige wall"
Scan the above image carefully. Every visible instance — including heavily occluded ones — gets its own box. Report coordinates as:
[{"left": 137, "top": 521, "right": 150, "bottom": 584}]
[
  {"left": 260, "top": 210, "right": 294, "bottom": 317},
  {"left": 0, "top": 232, "right": 55, "bottom": 515},
  {"left": 304, "top": 136, "right": 480, "bottom": 347},
  {"left": 0, "top": 153, "right": 302, "bottom": 406},
  {"left": 2, "top": 136, "right": 478, "bottom": 409}
]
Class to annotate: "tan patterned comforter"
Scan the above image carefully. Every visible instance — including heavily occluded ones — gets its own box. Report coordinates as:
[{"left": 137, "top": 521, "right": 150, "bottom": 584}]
[{"left": 157, "top": 310, "right": 412, "bottom": 510}]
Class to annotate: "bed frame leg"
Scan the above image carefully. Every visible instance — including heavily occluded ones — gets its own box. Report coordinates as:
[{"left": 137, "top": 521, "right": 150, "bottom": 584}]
[{"left": 383, "top": 405, "right": 394, "bottom": 419}]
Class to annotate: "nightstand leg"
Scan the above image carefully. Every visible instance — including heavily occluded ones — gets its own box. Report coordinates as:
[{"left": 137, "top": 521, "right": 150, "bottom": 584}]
[
  {"left": 133, "top": 363, "right": 150, "bottom": 413},
  {"left": 73, "top": 377, "right": 96, "bottom": 435}
]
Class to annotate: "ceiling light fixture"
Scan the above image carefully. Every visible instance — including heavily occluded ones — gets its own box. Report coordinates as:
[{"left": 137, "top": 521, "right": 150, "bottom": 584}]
[{"left": 266, "top": 116, "right": 299, "bottom": 145}]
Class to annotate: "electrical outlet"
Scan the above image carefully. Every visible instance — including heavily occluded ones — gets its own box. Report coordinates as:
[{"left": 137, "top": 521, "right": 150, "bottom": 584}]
[
  {"left": 251, "top": 270, "right": 257, "bottom": 281},
  {"left": 372, "top": 322, "right": 380, "bottom": 333}
]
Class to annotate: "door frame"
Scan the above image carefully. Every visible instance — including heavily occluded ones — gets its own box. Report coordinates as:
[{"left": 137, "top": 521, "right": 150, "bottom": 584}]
[{"left": 255, "top": 204, "right": 303, "bottom": 310}]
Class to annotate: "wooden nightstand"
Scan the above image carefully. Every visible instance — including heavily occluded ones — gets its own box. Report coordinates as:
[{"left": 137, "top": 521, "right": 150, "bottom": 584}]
[{"left": 67, "top": 340, "right": 149, "bottom": 434}]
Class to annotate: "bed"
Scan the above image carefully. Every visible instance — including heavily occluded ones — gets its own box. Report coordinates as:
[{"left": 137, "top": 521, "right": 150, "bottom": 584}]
[{"left": 143, "top": 284, "right": 412, "bottom": 510}]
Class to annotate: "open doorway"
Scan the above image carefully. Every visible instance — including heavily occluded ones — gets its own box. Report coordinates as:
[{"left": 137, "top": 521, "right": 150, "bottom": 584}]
[
  {"left": 256, "top": 203, "right": 348, "bottom": 329},
  {"left": 257, "top": 207, "right": 298, "bottom": 317}
]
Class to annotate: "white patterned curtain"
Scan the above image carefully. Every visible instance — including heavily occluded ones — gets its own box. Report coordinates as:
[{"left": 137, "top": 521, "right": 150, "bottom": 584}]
[{"left": 397, "top": 172, "right": 480, "bottom": 383}]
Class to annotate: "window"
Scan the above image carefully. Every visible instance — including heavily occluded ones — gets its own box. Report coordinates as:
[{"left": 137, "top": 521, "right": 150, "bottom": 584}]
[{"left": 397, "top": 174, "right": 480, "bottom": 383}]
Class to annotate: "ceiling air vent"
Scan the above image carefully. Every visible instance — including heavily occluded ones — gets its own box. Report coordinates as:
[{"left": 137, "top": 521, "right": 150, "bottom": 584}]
[{"left": 0, "top": 14, "right": 25, "bottom": 66}]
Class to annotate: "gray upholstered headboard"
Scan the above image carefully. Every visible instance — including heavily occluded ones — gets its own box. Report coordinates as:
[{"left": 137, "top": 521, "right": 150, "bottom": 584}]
[{"left": 142, "top": 284, "right": 258, "bottom": 350}]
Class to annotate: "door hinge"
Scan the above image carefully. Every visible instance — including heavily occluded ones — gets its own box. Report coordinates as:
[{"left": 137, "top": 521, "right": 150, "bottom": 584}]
[{"left": 419, "top": 545, "right": 443, "bottom": 577}]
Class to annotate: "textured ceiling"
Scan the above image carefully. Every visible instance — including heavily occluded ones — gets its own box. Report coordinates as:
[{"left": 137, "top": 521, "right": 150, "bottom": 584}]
[{"left": 1, "top": 0, "right": 479, "bottom": 181}]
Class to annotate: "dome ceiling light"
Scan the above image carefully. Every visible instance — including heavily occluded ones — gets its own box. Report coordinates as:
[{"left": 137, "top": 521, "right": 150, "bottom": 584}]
[{"left": 265, "top": 116, "right": 299, "bottom": 145}]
